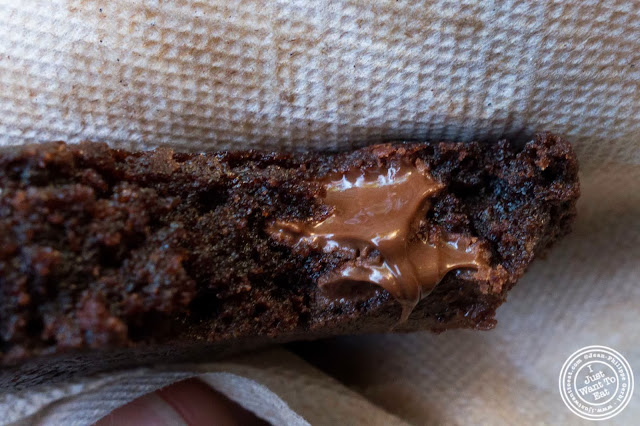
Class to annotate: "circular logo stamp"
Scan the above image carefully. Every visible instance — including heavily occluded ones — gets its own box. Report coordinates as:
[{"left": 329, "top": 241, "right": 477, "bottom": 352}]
[{"left": 559, "top": 345, "right": 634, "bottom": 421}]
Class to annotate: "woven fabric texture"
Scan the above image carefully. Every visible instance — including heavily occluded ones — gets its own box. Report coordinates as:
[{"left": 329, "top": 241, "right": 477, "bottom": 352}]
[{"left": 0, "top": 1, "right": 639, "bottom": 425}]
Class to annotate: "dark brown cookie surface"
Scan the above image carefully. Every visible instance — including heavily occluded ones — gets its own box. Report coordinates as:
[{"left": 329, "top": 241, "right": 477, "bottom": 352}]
[{"left": 0, "top": 134, "right": 579, "bottom": 386}]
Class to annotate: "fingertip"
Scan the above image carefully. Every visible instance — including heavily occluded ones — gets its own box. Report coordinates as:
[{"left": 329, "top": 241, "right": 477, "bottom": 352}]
[{"left": 95, "top": 378, "right": 268, "bottom": 426}]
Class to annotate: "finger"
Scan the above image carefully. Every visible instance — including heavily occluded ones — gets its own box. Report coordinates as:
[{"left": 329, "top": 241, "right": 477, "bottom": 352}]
[{"left": 96, "top": 378, "right": 268, "bottom": 426}]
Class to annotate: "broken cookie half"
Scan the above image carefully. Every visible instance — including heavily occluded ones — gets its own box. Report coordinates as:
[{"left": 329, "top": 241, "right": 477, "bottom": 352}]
[{"left": 0, "top": 133, "right": 579, "bottom": 387}]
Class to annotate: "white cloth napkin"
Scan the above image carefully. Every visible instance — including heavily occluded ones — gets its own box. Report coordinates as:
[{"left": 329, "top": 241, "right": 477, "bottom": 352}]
[{"left": 1, "top": 1, "right": 639, "bottom": 425}]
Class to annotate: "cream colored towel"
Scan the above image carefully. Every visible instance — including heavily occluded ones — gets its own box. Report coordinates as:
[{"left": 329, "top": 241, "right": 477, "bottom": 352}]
[{"left": 0, "top": 1, "right": 638, "bottom": 425}]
